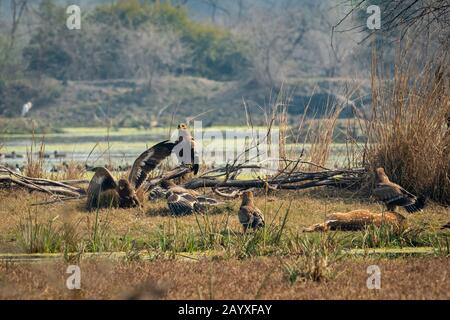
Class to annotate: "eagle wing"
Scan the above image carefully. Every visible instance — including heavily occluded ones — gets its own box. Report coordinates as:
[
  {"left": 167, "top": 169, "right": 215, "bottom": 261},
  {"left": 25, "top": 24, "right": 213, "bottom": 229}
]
[
  {"left": 238, "top": 206, "right": 254, "bottom": 226},
  {"left": 251, "top": 207, "right": 265, "bottom": 228},
  {"left": 86, "top": 167, "right": 117, "bottom": 210},
  {"left": 191, "top": 139, "right": 200, "bottom": 175},
  {"left": 373, "top": 182, "right": 415, "bottom": 205},
  {"left": 129, "top": 141, "right": 176, "bottom": 190},
  {"left": 374, "top": 182, "right": 425, "bottom": 213},
  {"left": 173, "top": 137, "right": 200, "bottom": 175},
  {"left": 166, "top": 191, "right": 196, "bottom": 216}
]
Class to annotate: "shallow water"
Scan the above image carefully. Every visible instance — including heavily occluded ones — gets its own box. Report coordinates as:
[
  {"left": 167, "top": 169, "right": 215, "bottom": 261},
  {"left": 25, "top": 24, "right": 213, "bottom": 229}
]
[{"left": 0, "top": 127, "right": 357, "bottom": 169}]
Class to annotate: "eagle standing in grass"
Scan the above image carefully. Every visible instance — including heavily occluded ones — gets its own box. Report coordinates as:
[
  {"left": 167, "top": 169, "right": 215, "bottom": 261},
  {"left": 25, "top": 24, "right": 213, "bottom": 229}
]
[
  {"left": 238, "top": 191, "right": 265, "bottom": 232},
  {"left": 160, "top": 180, "right": 220, "bottom": 216},
  {"left": 373, "top": 167, "right": 426, "bottom": 213},
  {"left": 86, "top": 141, "right": 175, "bottom": 211},
  {"left": 173, "top": 123, "right": 200, "bottom": 182}
]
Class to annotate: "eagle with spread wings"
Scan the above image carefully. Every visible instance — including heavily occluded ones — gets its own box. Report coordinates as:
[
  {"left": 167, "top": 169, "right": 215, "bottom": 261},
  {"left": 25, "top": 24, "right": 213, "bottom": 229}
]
[{"left": 86, "top": 141, "right": 176, "bottom": 211}]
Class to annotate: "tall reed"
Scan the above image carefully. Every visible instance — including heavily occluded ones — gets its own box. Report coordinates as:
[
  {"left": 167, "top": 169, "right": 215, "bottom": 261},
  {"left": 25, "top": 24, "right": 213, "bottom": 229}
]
[
  {"left": 364, "top": 45, "right": 450, "bottom": 204},
  {"left": 24, "top": 130, "right": 46, "bottom": 178}
]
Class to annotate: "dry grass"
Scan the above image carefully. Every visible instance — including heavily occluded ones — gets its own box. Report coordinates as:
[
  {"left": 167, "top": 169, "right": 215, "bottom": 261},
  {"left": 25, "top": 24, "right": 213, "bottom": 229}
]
[
  {"left": 0, "top": 257, "right": 448, "bottom": 300},
  {"left": 15, "top": 211, "right": 81, "bottom": 254},
  {"left": 281, "top": 233, "right": 343, "bottom": 283},
  {"left": 24, "top": 132, "right": 47, "bottom": 178},
  {"left": 365, "top": 47, "right": 450, "bottom": 204},
  {"left": 0, "top": 178, "right": 449, "bottom": 300},
  {"left": 61, "top": 161, "right": 86, "bottom": 181},
  {"left": 307, "top": 105, "right": 346, "bottom": 168}
]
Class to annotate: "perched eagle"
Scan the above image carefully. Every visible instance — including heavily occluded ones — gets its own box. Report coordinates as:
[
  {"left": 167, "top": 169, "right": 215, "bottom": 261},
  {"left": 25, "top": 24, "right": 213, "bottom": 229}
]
[
  {"left": 173, "top": 123, "right": 200, "bottom": 180},
  {"left": 303, "top": 209, "right": 406, "bottom": 232},
  {"left": 86, "top": 141, "right": 175, "bottom": 211},
  {"left": 160, "top": 180, "right": 219, "bottom": 216},
  {"left": 238, "top": 191, "right": 265, "bottom": 232},
  {"left": 373, "top": 167, "right": 426, "bottom": 213}
]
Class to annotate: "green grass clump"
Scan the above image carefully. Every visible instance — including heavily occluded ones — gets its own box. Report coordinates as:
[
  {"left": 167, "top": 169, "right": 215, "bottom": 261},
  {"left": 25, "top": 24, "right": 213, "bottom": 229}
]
[
  {"left": 349, "top": 224, "right": 446, "bottom": 249},
  {"left": 16, "top": 211, "right": 81, "bottom": 254}
]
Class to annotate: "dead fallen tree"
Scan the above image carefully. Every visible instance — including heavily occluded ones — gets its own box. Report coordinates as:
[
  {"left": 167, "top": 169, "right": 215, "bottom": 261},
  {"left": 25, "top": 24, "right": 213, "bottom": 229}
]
[
  {"left": 0, "top": 165, "right": 195, "bottom": 205},
  {"left": 1, "top": 164, "right": 368, "bottom": 203},
  {"left": 183, "top": 168, "right": 367, "bottom": 191},
  {"left": 0, "top": 166, "right": 86, "bottom": 199}
]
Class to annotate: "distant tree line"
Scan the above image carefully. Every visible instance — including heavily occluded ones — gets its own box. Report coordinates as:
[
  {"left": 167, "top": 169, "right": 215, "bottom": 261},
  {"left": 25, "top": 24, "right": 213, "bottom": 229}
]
[
  {"left": 0, "top": 0, "right": 447, "bottom": 124},
  {"left": 22, "top": 0, "right": 249, "bottom": 83}
]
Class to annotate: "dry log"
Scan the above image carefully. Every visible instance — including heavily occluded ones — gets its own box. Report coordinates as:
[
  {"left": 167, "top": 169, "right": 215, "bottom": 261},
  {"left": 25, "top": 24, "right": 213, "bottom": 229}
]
[
  {"left": 145, "top": 166, "right": 193, "bottom": 189},
  {"left": 212, "top": 188, "right": 243, "bottom": 199},
  {"left": 59, "top": 179, "right": 90, "bottom": 185},
  {"left": 0, "top": 165, "right": 86, "bottom": 198},
  {"left": 0, "top": 176, "right": 52, "bottom": 194},
  {"left": 1, "top": 163, "right": 367, "bottom": 202},
  {"left": 184, "top": 168, "right": 367, "bottom": 191}
]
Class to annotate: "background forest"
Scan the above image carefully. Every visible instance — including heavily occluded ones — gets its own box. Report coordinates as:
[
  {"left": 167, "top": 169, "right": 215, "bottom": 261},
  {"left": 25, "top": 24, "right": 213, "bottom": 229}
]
[
  {"left": 0, "top": 0, "right": 447, "bottom": 131},
  {"left": 0, "top": 0, "right": 383, "bottom": 131}
]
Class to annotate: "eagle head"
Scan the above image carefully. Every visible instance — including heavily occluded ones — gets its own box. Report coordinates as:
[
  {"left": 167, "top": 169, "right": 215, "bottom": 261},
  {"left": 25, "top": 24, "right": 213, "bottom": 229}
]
[
  {"left": 117, "top": 179, "right": 134, "bottom": 196},
  {"left": 375, "top": 167, "right": 389, "bottom": 183}
]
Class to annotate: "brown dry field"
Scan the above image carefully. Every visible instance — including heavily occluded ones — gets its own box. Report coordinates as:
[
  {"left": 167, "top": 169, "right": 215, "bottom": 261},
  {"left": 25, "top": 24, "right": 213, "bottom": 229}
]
[
  {"left": 0, "top": 257, "right": 449, "bottom": 299},
  {"left": 0, "top": 188, "right": 449, "bottom": 300}
]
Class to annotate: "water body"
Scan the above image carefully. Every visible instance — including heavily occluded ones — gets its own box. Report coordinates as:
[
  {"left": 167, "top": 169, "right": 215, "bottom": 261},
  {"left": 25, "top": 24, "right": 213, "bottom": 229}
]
[{"left": 0, "top": 128, "right": 357, "bottom": 170}]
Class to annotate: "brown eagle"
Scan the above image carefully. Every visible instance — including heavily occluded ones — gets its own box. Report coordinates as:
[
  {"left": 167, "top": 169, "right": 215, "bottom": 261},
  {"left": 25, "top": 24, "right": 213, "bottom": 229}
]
[
  {"left": 238, "top": 191, "right": 265, "bottom": 232},
  {"left": 160, "top": 180, "right": 220, "bottom": 216},
  {"left": 86, "top": 141, "right": 175, "bottom": 211},
  {"left": 373, "top": 168, "right": 426, "bottom": 213},
  {"left": 173, "top": 123, "right": 200, "bottom": 181}
]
